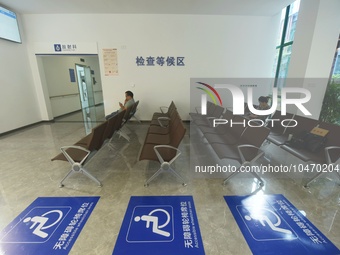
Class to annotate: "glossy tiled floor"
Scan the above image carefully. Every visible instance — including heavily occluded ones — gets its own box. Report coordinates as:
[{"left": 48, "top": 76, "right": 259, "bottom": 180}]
[{"left": 0, "top": 108, "right": 339, "bottom": 255}]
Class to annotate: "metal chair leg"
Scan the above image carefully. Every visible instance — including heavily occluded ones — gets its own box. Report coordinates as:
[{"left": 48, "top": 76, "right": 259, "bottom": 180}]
[
  {"left": 144, "top": 167, "right": 163, "bottom": 187},
  {"left": 60, "top": 163, "right": 102, "bottom": 187},
  {"left": 117, "top": 130, "right": 130, "bottom": 142},
  {"left": 168, "top": 166, "right": 187, "bottom": 186},
  {"left": 251, "top": 172, "right": 264, "bottom": 186},
  {"left": 60, "top": 170, "right": 75, "bottom": 187},
  {"left": 304, "top": 172, "right": 324, "bottom": 188},
  {"left": 145, "top": 162, "right": 187, "bottom": 187},
  {"left": 304, "top": 170, "right": 340, "bottom": 188},
  {"left": 81, "top": 168, "right": 102, "bottom": 187},
  {"left": 223, "top": 170, "right": 239, "bottom": 185}
]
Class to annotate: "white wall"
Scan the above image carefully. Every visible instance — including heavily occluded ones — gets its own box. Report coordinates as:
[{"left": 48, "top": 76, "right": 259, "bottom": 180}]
[
  {"left": 3, "top": 6, "right": 339, "bottom": 133},
  {"left": 0, "top": 14, "right": 41, "bottom": 134},
  {"left": 22, "top": 14, "right": 280, "bottom": 121}
]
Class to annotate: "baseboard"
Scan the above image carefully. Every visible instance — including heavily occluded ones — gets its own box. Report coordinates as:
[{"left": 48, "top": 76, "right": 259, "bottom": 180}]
[{"left": 0, "top": 120, "right": 53, "bottom": 137}]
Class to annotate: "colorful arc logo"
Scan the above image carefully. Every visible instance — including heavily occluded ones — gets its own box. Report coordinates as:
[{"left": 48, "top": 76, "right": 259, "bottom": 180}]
[
  {"left": 196, "top": 82, "right": 223, "bottom": 106},
  {"left": 196, "top": 82, "right": 223, "bottom": 115}
]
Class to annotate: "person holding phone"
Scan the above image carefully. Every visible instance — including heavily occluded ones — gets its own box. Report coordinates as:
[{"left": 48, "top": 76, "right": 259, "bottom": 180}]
[{"left": 106, "top": 90, "right": 135, "bottom": 119}]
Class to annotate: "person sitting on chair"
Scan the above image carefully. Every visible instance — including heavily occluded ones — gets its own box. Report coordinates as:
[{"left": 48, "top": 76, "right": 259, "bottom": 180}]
[
  {"left": 106, "top": 90, "right": 135, "bottom": 120},
  {"left": 247, "top": 96, "right": 270, "bottom": 120}
]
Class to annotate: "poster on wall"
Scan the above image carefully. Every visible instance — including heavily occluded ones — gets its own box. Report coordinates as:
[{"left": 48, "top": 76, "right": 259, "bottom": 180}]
[{"left": 102, "top": 48, "right": 118, "bottom": 76}]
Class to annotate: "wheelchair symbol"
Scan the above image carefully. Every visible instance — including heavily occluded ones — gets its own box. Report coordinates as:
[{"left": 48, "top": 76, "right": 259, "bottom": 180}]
[
  {"left": 23, "top": 210, "right": 63, "bottom": 239},
  {"left": 134, "top": 209, "right": 171, "bottom": 237},
  {"left": 244, "top": 208, "right": 292, "bottom": 235}
]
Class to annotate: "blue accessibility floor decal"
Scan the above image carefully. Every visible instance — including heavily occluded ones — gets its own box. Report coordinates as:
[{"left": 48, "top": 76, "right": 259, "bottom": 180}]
[
  {"left": 113, "top": 196, "right": 205, "bottom": 255},
  {"left": 0, "top": 196, "right": 100, "bottom": 255},
  {"left": 224, "top": 194, "right": 340, "bottom": 255}
]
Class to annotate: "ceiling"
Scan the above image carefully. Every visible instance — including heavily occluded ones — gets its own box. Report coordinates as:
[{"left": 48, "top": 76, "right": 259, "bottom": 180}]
[{"left": 0, "top": 0, "right": 294, "bottom": 16}]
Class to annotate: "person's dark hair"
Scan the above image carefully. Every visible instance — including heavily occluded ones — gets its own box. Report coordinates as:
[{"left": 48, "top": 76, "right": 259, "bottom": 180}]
[
  {"left": 258, "top": 96, "right": 268, "bottom": 103},
  {"left": 125, "top": 91, "right": 134, "bottom": 98}
]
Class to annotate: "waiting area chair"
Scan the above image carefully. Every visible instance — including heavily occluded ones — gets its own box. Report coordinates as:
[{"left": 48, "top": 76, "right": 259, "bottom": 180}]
[{"left": 51, "top": 121, "right": 108, "bottom": 187}]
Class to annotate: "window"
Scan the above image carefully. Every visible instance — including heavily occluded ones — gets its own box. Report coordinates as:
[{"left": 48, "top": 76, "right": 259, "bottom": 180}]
[
  {"left": 272, "top": 0, "right": 301, "bottom": 88},
  {"left": 319, "top": 35, "right": 340, "bottom": 125}
]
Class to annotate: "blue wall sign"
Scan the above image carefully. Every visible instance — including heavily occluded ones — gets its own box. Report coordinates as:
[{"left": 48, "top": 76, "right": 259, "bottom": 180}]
[
  {"left": 69, "top": 69, "right": 76, "bottom": 82},
  {"left": 113, "top": 196, "right": 205, "bottom": 255},
  {"left": 0, "top": 196, "right": 100, "bottom": 255},
  {"left": 54, "top": 44, "right": 62, "bottom": 52},
  {"left": 224, "top": 194, "right": 340, "bottom": 255},
  {"left": 54, "top": 44, "right": 77, "bottom": 52}
]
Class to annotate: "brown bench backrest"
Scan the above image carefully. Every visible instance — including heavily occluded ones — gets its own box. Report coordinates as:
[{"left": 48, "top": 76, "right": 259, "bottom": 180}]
[
  {"left": 318, "top": 122, "right": 340, "bottom": 147},
  {"left": 102, "top": 112, "right": 122, "bottom": 141},
  {"left": 139, "top": 114, "right": 186, "bottom": 162},
  {"left": 269, "top": 110, "right": 295, "bottom": 134},
  {"left": 229, "top": 115, "right": 248, "bottom": 138},
  {"left": 129, "top": 100, "right": 139, "bottom": 118},
  {"left": 159, "top": 118, "right": 186, "bottom": 161},
  {"left": 223, "top": 108, "right": 233, "bottom": 120},
  {"left": 167, "top": 111, "right": 181, "bottom": 129},
  {"left": 240, "top": 126, "right": 271, "bottom": 148},
  {"left": 112, "top": 109, "right": 127, "bottom": 132},
  {"left": 51, "top": 121, "right": 108, "bottom": 162},
  {"left": 238, "top": 125, "right": 270, "bottom": 161},
  {"left": 123, "top": 100, "right": 139, "bottom": 122},
  {"left": 169, "top": 117, "right": 186, "bottom": 148},
  {"left": 211, "top": 104, "right": 224, "bottom": 119},
  {"left": 167, "top": 101, "right": 176, "bottom": 114},
  {"left": 123, "top": 101, "right": 136, "bottom": 121},
  {"left": 206, "top": 101, "right": 216, "bottom": 116},
  {"left": 211, "top": 109, "right": 234, "bottom": 133},
  {"left": 87, "top": 121, "right": 109, "bottom": 151}
]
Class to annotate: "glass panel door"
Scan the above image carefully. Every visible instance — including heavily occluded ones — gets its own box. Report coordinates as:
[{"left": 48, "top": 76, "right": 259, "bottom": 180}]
[{"left": 76, "top": 64, "right": 97, "bottom": 134}]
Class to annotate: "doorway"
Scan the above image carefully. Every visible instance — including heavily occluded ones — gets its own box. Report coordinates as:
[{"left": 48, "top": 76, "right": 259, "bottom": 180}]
[{"left": 37, "top": 55, "right": 104, "bottom": 134}]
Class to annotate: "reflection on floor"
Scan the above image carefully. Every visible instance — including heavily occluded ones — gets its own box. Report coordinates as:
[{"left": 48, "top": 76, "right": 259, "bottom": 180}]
[{"left": 0, "top": 113, "right": 339, "bottom": 255}]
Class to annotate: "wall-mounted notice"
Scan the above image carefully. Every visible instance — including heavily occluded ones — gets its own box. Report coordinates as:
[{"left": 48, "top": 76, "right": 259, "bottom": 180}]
[{"left": 102, "top": 48, "right": 118, "bottom": 76}]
